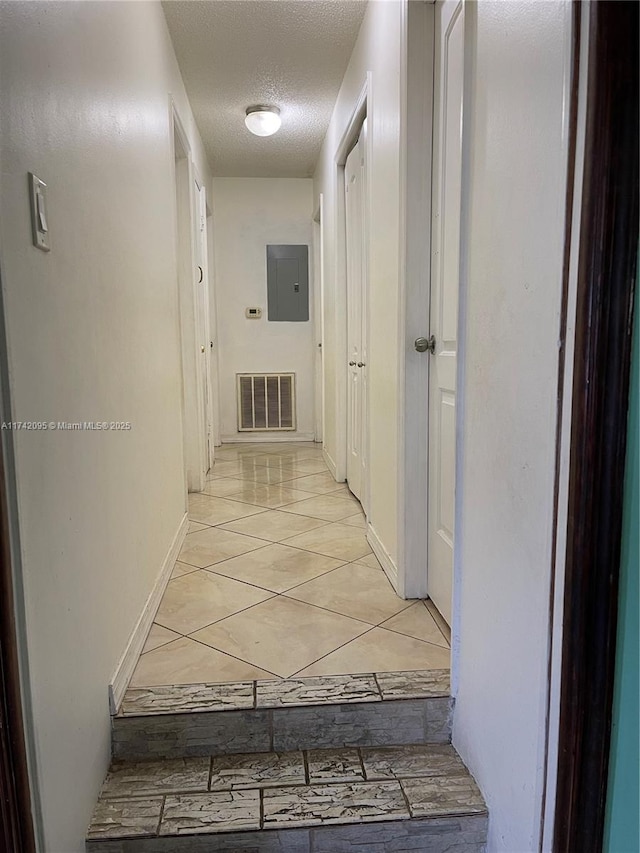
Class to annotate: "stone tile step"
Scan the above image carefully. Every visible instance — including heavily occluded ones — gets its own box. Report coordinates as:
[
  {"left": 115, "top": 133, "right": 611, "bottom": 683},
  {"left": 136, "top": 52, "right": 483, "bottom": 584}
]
[
  {"left": 112, "top": 671, "right": 452, "bottom": 761},
  {"left": 86, "top": 744, "right": 487, "bottom": 852}
]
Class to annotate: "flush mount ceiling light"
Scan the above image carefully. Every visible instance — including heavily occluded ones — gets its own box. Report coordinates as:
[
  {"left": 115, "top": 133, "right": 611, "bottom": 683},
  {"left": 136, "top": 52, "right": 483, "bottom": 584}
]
[{"left": 245, "top": 105, "right": 281, "bottom": 137}]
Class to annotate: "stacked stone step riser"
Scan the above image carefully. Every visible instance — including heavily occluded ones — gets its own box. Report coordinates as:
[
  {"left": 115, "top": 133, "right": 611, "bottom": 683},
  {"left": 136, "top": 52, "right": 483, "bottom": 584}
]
[
  {"left": 86, "top": 816, "right": 489, "bottom": 853},
  {"left": 111, "top": 672, "right": 452, "bottom": 761}
]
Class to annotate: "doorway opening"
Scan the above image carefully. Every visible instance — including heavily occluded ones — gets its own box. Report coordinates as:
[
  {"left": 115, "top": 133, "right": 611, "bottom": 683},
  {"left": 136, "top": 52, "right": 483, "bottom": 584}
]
[
  {"left": 335, "top": 83, "right": 370, "bottom": 522},
  {"left": 344, "top": 119, "right": 369, "bottom": 513},
  {"left": 172, "top": 103, "right": 215, "bottom": 492}
]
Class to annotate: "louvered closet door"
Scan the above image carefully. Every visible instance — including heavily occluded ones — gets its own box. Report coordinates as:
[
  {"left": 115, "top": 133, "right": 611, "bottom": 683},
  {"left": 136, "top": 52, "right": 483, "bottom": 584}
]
[{"left": 345, "top": 126, "right": 367, "bottom": 504}]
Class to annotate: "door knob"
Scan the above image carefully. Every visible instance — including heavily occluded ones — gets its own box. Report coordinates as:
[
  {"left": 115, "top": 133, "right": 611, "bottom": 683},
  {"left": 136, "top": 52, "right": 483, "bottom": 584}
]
[
  {"left": 415, "top": 335, "right": 436, "bottom": 354},
  {"left": 349, "top": 361, "right": 356, "bottom": 366},
  {"left": 200, "top": 345, "right": 205, "bottom": 353},
  {"left": 357, "top": 362, "right": 365, "bottom": 368}
]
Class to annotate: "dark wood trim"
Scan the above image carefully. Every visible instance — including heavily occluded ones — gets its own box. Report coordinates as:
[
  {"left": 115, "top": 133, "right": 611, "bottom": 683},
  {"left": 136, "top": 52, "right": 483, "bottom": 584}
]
[
  {"left": 0, "top": 435, "right": 36, "bottom": 852},
  {"left": 554, "top": 1, "right": 639, "bottom": 851},
  {"left": 539, "top": 2, "right": 582, "bottom": 842}
]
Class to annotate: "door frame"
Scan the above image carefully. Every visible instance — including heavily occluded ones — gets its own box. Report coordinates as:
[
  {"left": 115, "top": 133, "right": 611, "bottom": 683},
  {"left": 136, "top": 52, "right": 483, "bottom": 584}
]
[
  {"left": 0, "top": 440, "right": 36, "bottom": 853},
  {"left": 333, "top": 76, "right": 371, "bottom": 512},
  {"left": 171, "top": 100, "right": 206, "bottom": 492},
  {"left": 193, "top": 172, "right": 215, "bottom": 472},
  {"left": 206, "top": 198, "right": 222, "bottom": 450},
  {"left": 397, "top": 0, "right": 436, "bottom": 599},
  {"left": 312, "top": 195, "right": 325, "bottom": 444},
  {"left": 552, "top": 2, "right": 638, "bottom": 849},
  {"left": 0, "top": 261, "right": 39, "bottom": 851}
]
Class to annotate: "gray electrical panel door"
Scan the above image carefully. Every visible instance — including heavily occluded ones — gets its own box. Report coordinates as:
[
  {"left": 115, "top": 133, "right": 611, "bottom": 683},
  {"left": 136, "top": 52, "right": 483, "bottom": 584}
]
[{"left": 266, "top": 244, "right": 309, "bottom": 322}]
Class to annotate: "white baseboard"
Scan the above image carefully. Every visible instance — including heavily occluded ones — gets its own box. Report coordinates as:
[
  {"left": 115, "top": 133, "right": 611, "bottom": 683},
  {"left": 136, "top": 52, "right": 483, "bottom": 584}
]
[
  {"left": 322, "top": 447, "right": 338, "bottom": 479},
  {"left": 367, "top": 522, "right": 401, "bottom": 596},
  {"left": 220, "top": 432, "right": 316, "bottom": 444},
  {"left": 108, "top": 512, "right": 188, "bottom": 714}
]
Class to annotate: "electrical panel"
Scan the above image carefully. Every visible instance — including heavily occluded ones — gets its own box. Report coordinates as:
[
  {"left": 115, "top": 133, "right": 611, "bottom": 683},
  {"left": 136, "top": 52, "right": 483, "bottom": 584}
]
[{"left": 266, "top": 244, "right": 309, "bottom": 322}]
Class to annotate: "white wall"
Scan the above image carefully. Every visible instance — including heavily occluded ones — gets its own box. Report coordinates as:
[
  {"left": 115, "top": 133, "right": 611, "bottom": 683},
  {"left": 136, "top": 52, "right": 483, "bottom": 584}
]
[
  {"left": 452, "top": 2, "right": 572, "bottom": 851},
  {"left": 0, "top": 2, "right": 210, "bottom": 850},
  {"left": 212, "top": 178, "right": 315, "bottom": 441},
  {"left": 314, "top": 0, "right": 403, "bottom": 564}
]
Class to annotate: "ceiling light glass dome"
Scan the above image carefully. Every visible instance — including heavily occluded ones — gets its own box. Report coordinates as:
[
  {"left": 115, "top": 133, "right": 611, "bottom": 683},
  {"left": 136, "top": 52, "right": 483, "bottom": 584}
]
[{"left": 245, "top": 105, "right": 281, "bottom": 137}]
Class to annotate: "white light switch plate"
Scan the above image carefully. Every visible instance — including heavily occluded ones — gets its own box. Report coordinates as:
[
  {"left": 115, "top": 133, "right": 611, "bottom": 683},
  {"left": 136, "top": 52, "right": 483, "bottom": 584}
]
[{"left": 29, "top": 172, "right": 51, "bottom": 252}]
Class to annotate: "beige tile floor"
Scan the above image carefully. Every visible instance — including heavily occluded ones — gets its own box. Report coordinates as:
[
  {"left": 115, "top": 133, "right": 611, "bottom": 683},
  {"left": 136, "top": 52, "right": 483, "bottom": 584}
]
[{"left": 131, "top": 443, "right": 450, "bottom": 687}]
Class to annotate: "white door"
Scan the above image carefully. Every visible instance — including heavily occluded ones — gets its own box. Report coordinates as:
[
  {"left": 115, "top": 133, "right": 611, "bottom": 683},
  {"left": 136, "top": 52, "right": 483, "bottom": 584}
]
[
  {"left": 427, "top": 0, "right": 464, "bottom": 625},
  {"left": 195, "top": 181, "right": 214, "bottom": 472},
  {"left": 345, "top": 124, "right": 368, "bottom": 505}
]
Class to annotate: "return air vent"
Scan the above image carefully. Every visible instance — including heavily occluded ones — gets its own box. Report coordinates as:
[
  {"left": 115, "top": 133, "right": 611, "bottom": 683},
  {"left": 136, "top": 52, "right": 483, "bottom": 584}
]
[{"left": 237, "top": 373, "right": 296, "bottom": 432}]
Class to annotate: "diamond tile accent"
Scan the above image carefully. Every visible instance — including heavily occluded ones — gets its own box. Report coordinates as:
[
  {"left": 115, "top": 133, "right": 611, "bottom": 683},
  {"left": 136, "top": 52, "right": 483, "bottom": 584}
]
[
  {"left": 282, "top": 523, "right": 372, "bottom": 561},
  {"left": 178, "top": 527, "right": 266, "bottom": 568},
  {"left": 219, "top": 510, "right": 329, "bottom": 542},
  {"left": 209, "top": 543, "right": 343, "bottom": 593},
  {"left": 286, "top": 473, "right": 349, "bottom": 494},
  {"left": 142, "top": 623, "right": 181, "bottom": 654},
  {"left": 130, "top": 637, "right": 275, "bottom": 687},
  {"left": 225, "top": 483, "right": 317, "bottom": 509},
  {"left": 155, "top": 570, "right": 273, "bottom": 634},
  {"left": 187, "top": 493, "right": 264, "bottom": 525},
  {"left": 297, "top": 628, "right": 450, "bottom": 677},
  {"left": 190, "top": 597, "right": 369, "bottom": 678},
  {"left": 380, "top": 601, "right": 450, "bottom": 647},
  {"left": 280, "top": 493, "right": 360, "bottom": 521},
  {"left": 286, "top": 562, "right": 413, "bottom": 625}
]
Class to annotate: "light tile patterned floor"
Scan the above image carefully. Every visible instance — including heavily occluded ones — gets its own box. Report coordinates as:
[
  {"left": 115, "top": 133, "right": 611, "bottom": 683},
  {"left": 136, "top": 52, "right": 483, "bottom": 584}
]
[{"left": 130, "top": 443, "right": 450, "bottom": 687}]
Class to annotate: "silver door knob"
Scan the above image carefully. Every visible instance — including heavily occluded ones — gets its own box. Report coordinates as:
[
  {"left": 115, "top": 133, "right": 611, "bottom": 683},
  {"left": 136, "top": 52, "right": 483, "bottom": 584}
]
[{"left": 415, "top": 335, "right": 436, "bottom": 354}]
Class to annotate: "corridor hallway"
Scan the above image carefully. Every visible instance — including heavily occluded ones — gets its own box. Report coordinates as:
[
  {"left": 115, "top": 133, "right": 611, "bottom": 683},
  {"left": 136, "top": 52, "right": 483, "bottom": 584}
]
[{"left": 130, "top": 442, "right": 450, "bottom": 689}]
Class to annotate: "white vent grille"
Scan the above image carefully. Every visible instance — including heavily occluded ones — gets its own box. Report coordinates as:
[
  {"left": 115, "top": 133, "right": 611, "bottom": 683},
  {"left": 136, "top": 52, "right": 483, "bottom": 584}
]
[{"left": 237, "top": 373, "right": 296, "bottom": 431}]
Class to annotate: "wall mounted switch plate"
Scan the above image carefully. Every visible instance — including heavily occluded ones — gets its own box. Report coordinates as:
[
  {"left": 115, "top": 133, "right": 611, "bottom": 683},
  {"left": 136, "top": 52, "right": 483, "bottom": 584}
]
[{"left": 28, "top": 172, "right": 51, "bottom": 252}]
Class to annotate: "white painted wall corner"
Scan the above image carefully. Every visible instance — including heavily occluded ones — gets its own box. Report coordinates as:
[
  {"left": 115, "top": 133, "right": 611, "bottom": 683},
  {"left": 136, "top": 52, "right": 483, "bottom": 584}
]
[
  {"left": 367, "top": 522, "right": 401, "bottom": 596},
  {"left": 322, "top": 446, "right": 339, "bottom": 480},
  {"left": 108, "top": 513, "right": 188, "bottom": 714}
]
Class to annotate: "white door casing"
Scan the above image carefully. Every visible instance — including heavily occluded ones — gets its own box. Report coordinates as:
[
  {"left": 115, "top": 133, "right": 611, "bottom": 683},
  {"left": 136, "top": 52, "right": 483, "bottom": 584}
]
[
  {"left": 195, "top": 180, "right": 215, "bottom": 471},
  {"left": 173, "top": 106, "right": 205, "bottom": 493},
  {"left": 344, "top": 124, "right": 368, "bottom": 505},
  {"left": 427, "top": 0, "right": 464, "bottom": 625},
  {"left": 313, "top": 198, "right": 324, "bottom": 443}
]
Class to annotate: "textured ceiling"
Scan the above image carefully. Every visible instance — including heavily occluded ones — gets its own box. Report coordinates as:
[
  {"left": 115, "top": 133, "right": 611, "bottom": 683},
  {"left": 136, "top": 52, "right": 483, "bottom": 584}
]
[{"left": 163, "top": 0, "right": 367, "bottom": 177}]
